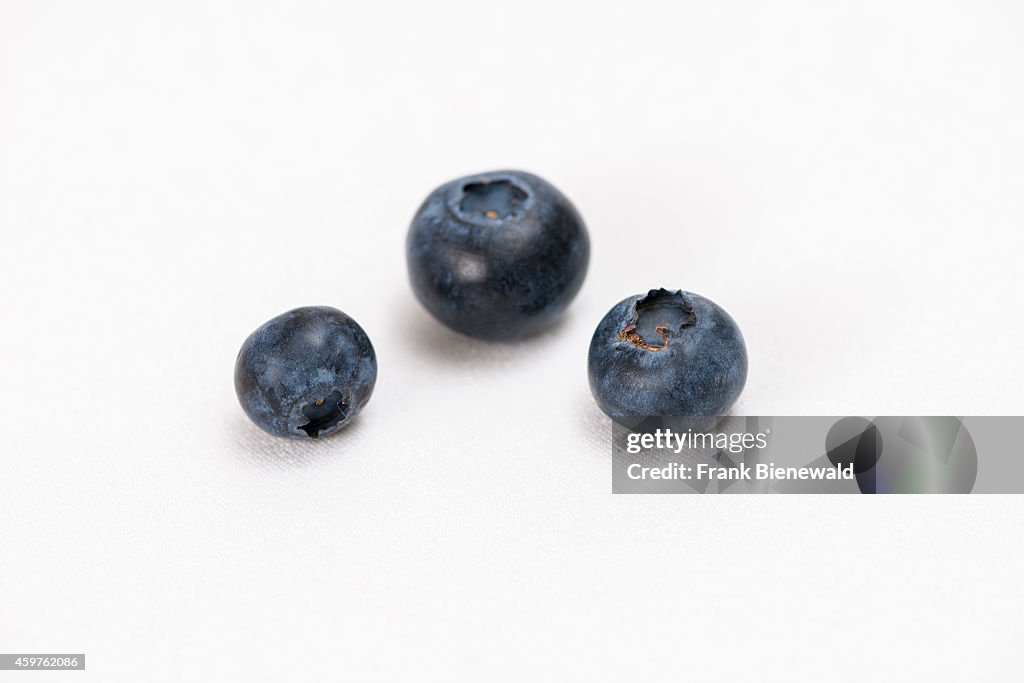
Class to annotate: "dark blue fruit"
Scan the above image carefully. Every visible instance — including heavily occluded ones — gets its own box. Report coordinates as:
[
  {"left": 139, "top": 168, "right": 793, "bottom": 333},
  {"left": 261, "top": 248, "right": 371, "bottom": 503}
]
[
  {"left": 406, "top": 170, "right": 589, "bottom": 340},
  {"left": 588, "top": 289, "right": 747, "bottom": 419},
  {"left": 234, "top": 306, "right": 377, "bottom": 439}
]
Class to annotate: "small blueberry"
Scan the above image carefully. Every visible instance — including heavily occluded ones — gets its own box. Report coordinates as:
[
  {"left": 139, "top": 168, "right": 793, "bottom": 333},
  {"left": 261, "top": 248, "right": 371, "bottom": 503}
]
[
  {"left": 588, "top": 289, "right": 747, "bottom": 419},
  {"left": 234, "top": 306, "right": 377, "bottom": 439}
]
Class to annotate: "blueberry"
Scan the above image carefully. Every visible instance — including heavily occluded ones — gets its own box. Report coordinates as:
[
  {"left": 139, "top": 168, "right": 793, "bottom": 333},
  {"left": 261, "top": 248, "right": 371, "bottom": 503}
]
[
  {"left": 406, "top": 170, "right": 590, "bottom": 340},
  {"left": 234, "top": 306, "right": 377, "bottom": 439},
  {"left": 588, "top": 289, "right": 747, "bottom": 419}
]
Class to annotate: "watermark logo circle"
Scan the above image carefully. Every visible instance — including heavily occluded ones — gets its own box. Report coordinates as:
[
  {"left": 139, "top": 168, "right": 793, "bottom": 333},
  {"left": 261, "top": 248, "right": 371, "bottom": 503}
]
[{"left": 828, "top": 417, "right": 978, "bottom": 493}]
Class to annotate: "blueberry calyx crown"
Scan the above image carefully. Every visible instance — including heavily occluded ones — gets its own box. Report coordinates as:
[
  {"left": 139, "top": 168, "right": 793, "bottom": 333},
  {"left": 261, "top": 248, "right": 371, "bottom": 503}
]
[
  {"left": 618, "top": 288, "right": 696, "bottom": 352},
  {"left": 298, "top": 390, "right": 348, "bottom": 438},
  {"left": 456, "top": 178, "right": 529, "bottom": 221}
]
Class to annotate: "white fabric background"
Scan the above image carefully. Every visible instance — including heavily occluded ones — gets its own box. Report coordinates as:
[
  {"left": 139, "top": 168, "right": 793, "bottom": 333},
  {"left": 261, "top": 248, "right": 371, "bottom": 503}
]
[{"left": 2, "top": 1, "right": 1023, "bottom": 680}]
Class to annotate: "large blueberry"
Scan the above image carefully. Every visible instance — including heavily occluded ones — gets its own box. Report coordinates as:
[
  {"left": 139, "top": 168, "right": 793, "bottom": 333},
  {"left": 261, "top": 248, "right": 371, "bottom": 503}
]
[
  {"left": 406, "top": 170, "right": 589, "bottom": 340},
  {"left": 234, "top": 306, "right": 377, "bottom": 439},
  {"left": 588, "top": 289, "right": 747, "bottom": 419}
]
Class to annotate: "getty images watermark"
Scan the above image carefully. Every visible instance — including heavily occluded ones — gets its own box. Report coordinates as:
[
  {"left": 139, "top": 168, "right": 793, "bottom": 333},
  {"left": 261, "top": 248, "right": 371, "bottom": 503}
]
[
  {"left": 622, "top": 425, "right": 854, "bottom": 482},
  {"left": 612, "top": 416, "right": 1024, "bottom": 494}
]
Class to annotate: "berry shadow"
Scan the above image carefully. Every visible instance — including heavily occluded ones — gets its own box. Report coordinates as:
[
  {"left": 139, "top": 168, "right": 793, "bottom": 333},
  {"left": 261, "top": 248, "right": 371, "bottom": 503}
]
[
  {"left": 224, "top": 411, "right": 368, "bottom": 471},
  {"left": 394, "top": 296, "right": 573, "bottom": 371}
]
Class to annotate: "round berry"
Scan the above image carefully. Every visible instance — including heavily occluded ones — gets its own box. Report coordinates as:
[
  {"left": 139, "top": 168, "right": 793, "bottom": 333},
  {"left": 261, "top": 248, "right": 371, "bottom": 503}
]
[
  {"left": 234, "top": 306, "right": 377, "bottom": 439},
  {"left": 588, "top": 289, "right": 747, "bottom": 419},
  {"left": 406, "top": 170, "right": 589, "bottom": 340}
]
